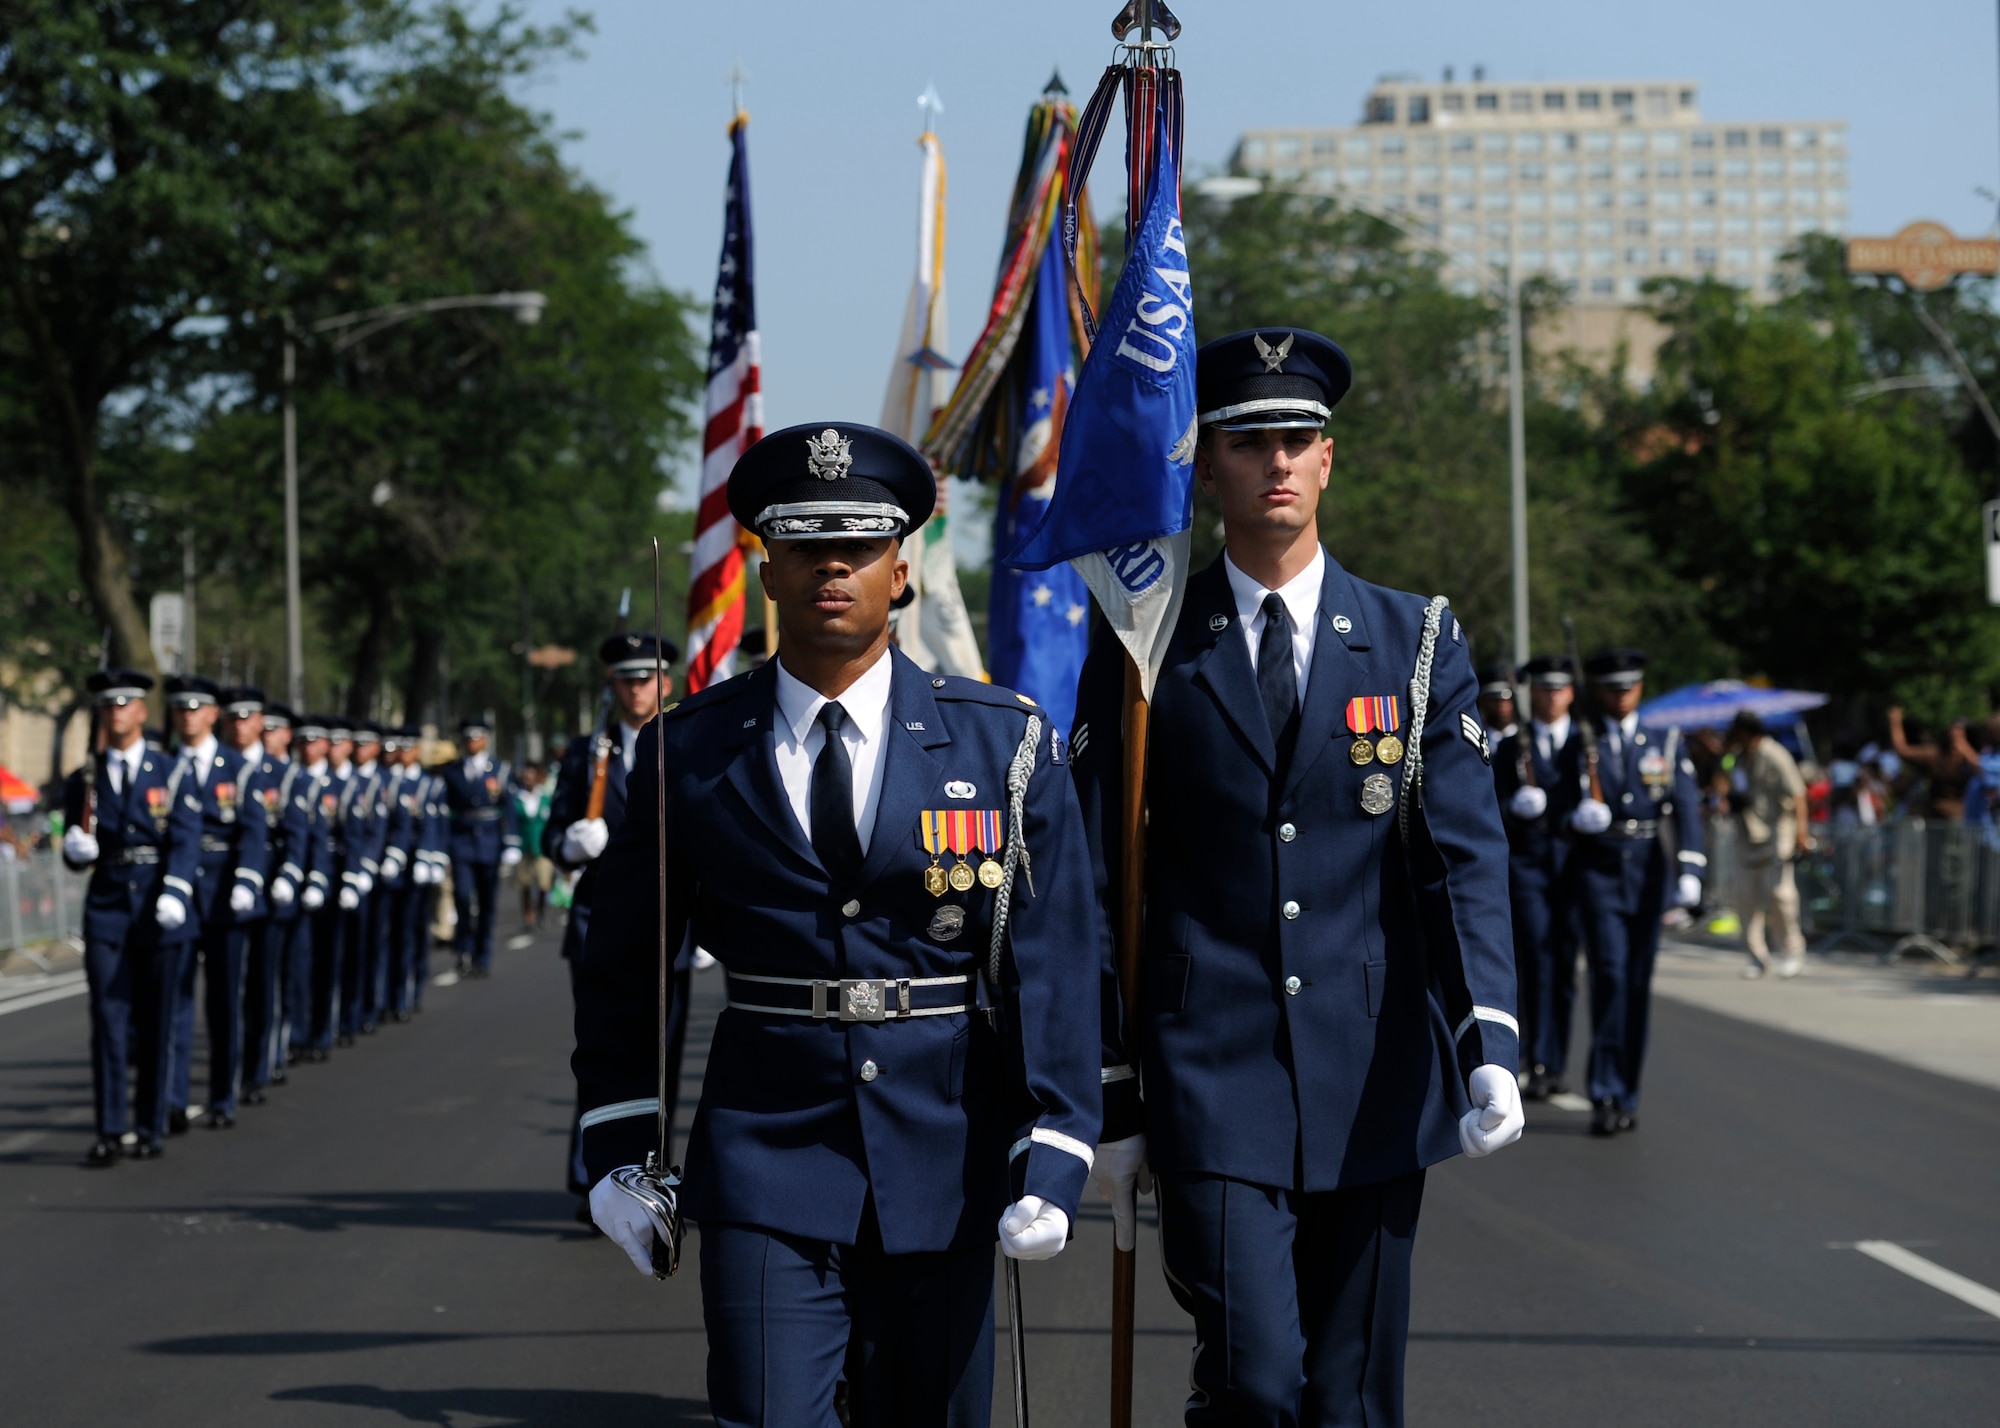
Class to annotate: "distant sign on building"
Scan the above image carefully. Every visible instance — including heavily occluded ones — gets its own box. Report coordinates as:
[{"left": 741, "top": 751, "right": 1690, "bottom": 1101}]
[
  {"left": 149, "top": 593, "right": 187, "bottom": 675},
  {"left": 1847, "top": 221, "right": 2000, "bottom": 291}
]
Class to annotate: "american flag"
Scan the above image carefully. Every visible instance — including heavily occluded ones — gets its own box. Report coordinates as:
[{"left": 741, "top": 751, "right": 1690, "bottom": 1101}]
[{"left": 686, "top": 115, "right": 763, "bottom": 693}]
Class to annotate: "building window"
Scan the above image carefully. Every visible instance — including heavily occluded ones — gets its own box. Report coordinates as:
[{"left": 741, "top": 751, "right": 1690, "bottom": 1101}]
[
  {"left": 1655, "top": 190, "right": 1682, "bottom": 211},
  {"left": 1553, "top": 248, "right": 1580, "bottom": 269},
  {"left": 1791, "top": 129, "right": 1817, "bottom": 148},
  {"left": 1414, "top": 163, "right": 1441, "bottom": 184},
  {"left": 1825, "top": 216, "right": 1846, "bottom": 234},
  {"left": 1724, "top": 158, "right": 1749, "bottom": 178},
  {"left": 1517, "top": 133, "right": 1545, "bottom": 155},
  {"left": 1757, "top": 158, "right": 1785, "bottom": 179},
  {"left": 1449, "top": 163, "right": 1475, "bottom": 185},
  {"left": 1367, "top": 96, "right": 1395, "bottom": 123},
  {"left": 1585, "top": 131, "right": 1613, "bottom": 153},
  {"left": 1828, "top": 188, "right": 1848, "bottom": 211},
  {"left": 1552, "top": 161, "right": 1579, "bottom": 183},
  {"left": 1651, "top": 131, "right": 1681, "bottom": 154},
  {"left": 1619, "top": 131, "right": 1647, "bottom": 153},
  {"left": 1440, "top": 91, "right": 1465, "bottom": 112},
  {"left": 1645, "top": 89, "right": 1670, "bottom": 117},
  {"left": 1519, "top": 247, "right": 1546, "bottom": 267},
  {"left": 1789, "top": 216, "right": 1815, "bottom": 235},
  {"left": 1275, "top": 167, "right": 1302, "bottom": 182},
  {"left": 1587, "top": 190, "right": 1614, "bottom": 209},
  {"left": 1450, "top": 134, "right": 1475, "bottom": 153},
  {"left": 1554, "top": 220, "right": 1580, "bottom": 239},
  {"left": 1725, "top": 129, "right": 1749, "bottom": 148},
  {"left": 1277, "top": 137, "right": 1302, "bottom": 158},
  {"left": 1381, "top": 164, "right": 1406, "bottom": 185},
  {"left": 1792, "top": 158, "right": 1818, "bottom": 178},
  {"left": 1725, "top": 188, "right": 1750, "bottom": 209},
  {"left": 1517, "top": 190, "right": 1546, "bottom": 213},
  {"left": 1825, "top": 129, "right": 1846, "bottom": 149},
  {"left": 1312, "top": 167, "right": 1337, "bottom": 186},
  {"left": 1313, "top": 135, "right": 1338, "bottom": 155},
  {"left": 1408, "top": 96, "right": 1431, "bottom": 124},
  {"left": 1624, "top": 217, "right": 1649, "bottom": 235},
  {"left": 1587, "top": 218, "right": 1615, "bottom": 239},
  {"left": 1415, "top": 135, "right": 1440, "bottom": 156},
  {"left": 1552, "top": 132, "right": 1579, "bottom": 152},
  {"left": 1758, "top": 245, "right": 1783, "bottom": 264},
  {"left": 1347, "top": 165, "right": 1371, "bottom": 185},
  {"left": 1691, "top": 131, "right": 1715, "bottom": 149},
  {"left": 1448, "top": 222, "right": 1477, "bottom": 244},
  {"left": 1484, "top": 191, "right": 1511, "bottom": 212},
  {"left": 1345, "top": 135, "right": 1372, "bottom": 157},
  {"left": 1691, "top": 189, "right": 1717, "bottom": 209},
  {"left": 1660, "top": 245, "right": 1683, "bottom": 265},
  {"left": 1552, "top": 191, "right": 1579, "bottom": 212},
  {"left": 1765, "top": 273, "right": 1787, "bottom": 293},
  {"left": 1759, "top": 215, "right": 1786, "bottom": 236},
  {"left": 1243, "top": 139, "right": 1267, "bottom": 161},
  {"left": 1725, "top": 245, "right": 1752, "bottom": 267},
  {"left": 1691, "top": 158, "right": 1716, "bottom": 178},
  {"left": 1544, "top": 90, "right": 1567, "bottom": 110},
  {"left": 1679, "top": 88, "right": 1697, "bottom": 107},
  {"left": 1483, "top": 162, "right": 1509, "bottom": 183},
  {"left": 1725, "top": 216, "right": 1751, "bottom": 237},
  {"left": 1620, "top": 161, "right": 1647, "bottom": 181},
  {"left": 1509, "top": 91, "right": 1533, "bottom": 112},
  {"left": 1588, "top": 276, "right": 1615, "bottom": 294},
  {"left": 1693, "top": 245, "right": 1717, "bottom": 267},
  {"left": 1588, "top": 247, "right": 1615, "bottom": 266},
  {"left": 1691, "top": 217, "right": 1718, "bottom": 237},
  {"left": 1656, "top": 217, "right": 1683, "bottom": 237},
  {"left": 1486, "top": 220, "right": 1511, "bottom": 240},
  {"left": 1587, "top": 161, "right": 1612, "bottom": 181},
  {"left": 1758, "top": 187, "right": 1785, "bottom": 208},
  {"left": 1483, "top": 133, "right": 1511, "bottom": 154},
  {"left": 1416, "top": 192, "right": 1440, "bottom": 209},
  {"left": 1476, "top": 92, "right": 1499, "bottom": 111},
  {"left": 1519, "top": 162, "right": 1545, "bottom": 182},
  {"left": 1622, "top": 190, "right": 1648, "bottom": 209},
  {"left": 1382, "top": 192, "right": 1408, "bottom": 210},
  {"left": 1521, "top": 220, "right": 1546, "bottom": 239},
  {"left": 1759, "top": 128, "right": 1783, "bottom": 148},
  {"left": 1624, "top": 246, "right": 1647, "bottom": 266},
  {"left": 1381, "top": 134, "right": 1407, "bottom": 155},
  {"left": 1827, "top": 158, "right": 1848, "bottom": 178},
  {"left": 1657, "top": 160, "right": 1682, "bottom": 180},
  {"left": 1449, "top": 191, "right": 1476, "bottom": 211},
  {"left": 1578, "top": 90, "right": 1602, "bottom": 110},
  {"left": 1797, "top": 187, "right": 1821, "bottom": 208}
]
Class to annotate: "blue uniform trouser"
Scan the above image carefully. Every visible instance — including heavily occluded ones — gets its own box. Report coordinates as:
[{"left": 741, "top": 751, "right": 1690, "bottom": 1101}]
[
  {"left": 83, "top": 934, "right": 139, "bottom": 1138},
  {"left": 280, "top": 912, "right": 314, "bottom": 1062},
  {"left": 382, "top": 884, "right": 419, "bottom": 1015},
  {"left": 338, "top": 895, "right": 374, "bottom": 1035},
  {"left": 308, "top": 902, "right": 343, "bottom": 1049},
  {"left": 145, "top": 939, "right": 193, "bottom": 1138},
  {"left": 1509, "top": 861, "right": 1578, "bottom": 1076},
  {"left": 698, "top": 1204, "right": 996, "bottom": 1428},
  {"left": 170, "top": 918, "right": 247, "bottom": 1112},
  {"left": 1579, "top": 893, "right": 1665, "bottom": 1111},
  {"left": 453, "top": 859, "right": 500, "bottom": 970},
  {"left": 1156, "top": 1170, "right": 1426, "bottom": 1428},
  {"left": 243, "top": 916, "right": 293, "bottom": 1087},
  {"left": 407, "top": 885, "right": 433, "bottom": 1009}
]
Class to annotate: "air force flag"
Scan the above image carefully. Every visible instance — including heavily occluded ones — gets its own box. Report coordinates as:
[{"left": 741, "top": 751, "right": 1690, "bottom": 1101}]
[{"left": 1006, "top": 117, "right": 1195, "bottom": 697}]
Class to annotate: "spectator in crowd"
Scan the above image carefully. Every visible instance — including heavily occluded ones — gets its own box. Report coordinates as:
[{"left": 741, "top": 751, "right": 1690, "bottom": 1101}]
[
  {"left": 1960, "top": 745, "right": 2000, "bottom": 848},
  {"left": 1729, "top": 711, "right": 1812, "bottom": 979},
  {"left": 512, "top": 761, "right": 554, "bottom": 932},
  {"left": 1887, "top": 707, "right": 1975, "bottom": 820}
]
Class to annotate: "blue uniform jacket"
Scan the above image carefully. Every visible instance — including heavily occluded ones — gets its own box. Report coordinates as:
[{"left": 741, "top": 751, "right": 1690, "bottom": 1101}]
[
  {"left": 216, "top": 749, "right": 283, "bottom": 922},
  {"left": 573, "top": 652, "right": 1107, "bottom": 1255},
  {"left": 546, "top": 722, "right": 630, "bottom": 913},
  {"left": 62, "top": 748, "right": 204, "bottom": 944},
  {"left": 1568, "top": 717, "right": 1705, "bottom": 915},
  {"left": 1072, "top": 552, "right": 1520, "bottom": 1193},
  {"left": 173, "top": 746, "right": 263, "bottom": 940},
  {"left": 439, "top": 758, "right": 519, "bottom": 867},
  {"left": 1494, "top": 723, "right": 1582, "bottom": 884},
  {"left": 338, "top": 765, "right": 389, "bottom": 896},
  {"left": 254, "top": 757, "right": 316, "bottom": 924},
  {"left": 379, "top": 769, "right": 426, "bottom": 889}
]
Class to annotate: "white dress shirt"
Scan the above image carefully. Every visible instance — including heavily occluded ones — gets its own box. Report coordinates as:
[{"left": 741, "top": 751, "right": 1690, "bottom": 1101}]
[
  {"left": 1603, "top": 712, "right": 1639, "bottom": 760},
  {"left": 1533, "top": 715, "right": 1572, "bottom": 764},
  {"left": 181, "top": 735, "right": 219, "bottom": 787},
  {"left": 619, "top": 720, "right": 641, "bottom": 773},
  {"left": 773, "top": 648, "right": 895, "bottom": 855},
  {"left": 464, "top": 752, "right": 491, "bottom": 778},
  {"left": 1222, "top": 547, "right": 1325, "bottom": 696},
  {"left": 105, "top": 740, "right": 145, "bottom": 795}
]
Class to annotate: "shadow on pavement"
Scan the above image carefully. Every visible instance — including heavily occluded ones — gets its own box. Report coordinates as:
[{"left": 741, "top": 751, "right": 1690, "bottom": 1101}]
[
  {"left": 270, "top": 1384, "right": 708, "bottom": 1425},
  {"left": 84, "top": 1187, "right": 581, "bottom": 1237},
  {"left": 143, "top": 1328, "right": 700, "bottom": 1356},
  {"left": 1411, "top": 1330, "right": 2000, "bottom": 1355}
]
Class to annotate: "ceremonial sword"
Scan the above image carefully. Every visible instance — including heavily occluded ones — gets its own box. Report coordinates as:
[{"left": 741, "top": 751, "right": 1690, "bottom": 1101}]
[{"left": 609, "top": 536, "right": 684, "bottom": 1278}]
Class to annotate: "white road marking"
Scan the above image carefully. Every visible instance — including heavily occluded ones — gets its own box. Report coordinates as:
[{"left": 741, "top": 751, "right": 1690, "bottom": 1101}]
[
  {"left": 506, "top": 933, "right": 535, "bottom": 951},
  {"left": 0, "top": 969, "right": 86, "bottom": 1003},
  {"left": 0, "top": 972, "right": 89, "bottom": 1017},
  {"left": 1855, "top": 1240, "right": 2000, "bottom": 1320},
  {"left": 1546, "top": 1092, "right": 1594, "bottom": 1112}
]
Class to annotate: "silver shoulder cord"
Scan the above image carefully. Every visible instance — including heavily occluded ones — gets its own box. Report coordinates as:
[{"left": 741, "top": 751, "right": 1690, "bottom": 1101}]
[
  {"left": 1398, "top": 596, "right": 1450, "bottom": 844},
  {"left": 987, "top": 712, "right": 1042, "bottom": 997}
]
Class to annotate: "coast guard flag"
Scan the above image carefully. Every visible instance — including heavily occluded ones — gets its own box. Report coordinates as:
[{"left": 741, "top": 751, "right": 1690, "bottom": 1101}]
[
  {"left": 1007, "top": 113, "right": 1195, "bottom": 697},
  {"left": 988, "top": 233, "right": 1091, "bottom": 731}
]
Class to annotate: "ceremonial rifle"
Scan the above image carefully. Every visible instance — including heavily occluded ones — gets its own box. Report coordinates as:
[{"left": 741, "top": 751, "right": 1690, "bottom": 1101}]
[
  {"left": 1562, "top": 614, "right": 1604, "bottom": 804},
  {"left": 80, "top": 627, "right": 111, "bottom": 835},
  {"left": 608, "top": 542, "right": 683, "bottom": 1277},
  {"left": 584, "top": 588, "right": 632, "bottom": 823}
]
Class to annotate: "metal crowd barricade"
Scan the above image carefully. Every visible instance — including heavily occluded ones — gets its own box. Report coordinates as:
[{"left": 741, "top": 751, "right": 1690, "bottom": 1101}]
[{"left": 0, "top": 849, "right": 87, "bottom": 959}]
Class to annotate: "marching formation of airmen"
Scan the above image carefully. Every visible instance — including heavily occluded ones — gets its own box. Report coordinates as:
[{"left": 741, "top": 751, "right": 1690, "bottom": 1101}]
[{"left": 61, "top": 676, "right": 521, "bottom": 1162}]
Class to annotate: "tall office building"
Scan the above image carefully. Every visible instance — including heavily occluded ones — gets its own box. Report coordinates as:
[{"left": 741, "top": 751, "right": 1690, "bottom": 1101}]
[{"left": 1230, "top": 75, "right": 1849, "bottom": 302}]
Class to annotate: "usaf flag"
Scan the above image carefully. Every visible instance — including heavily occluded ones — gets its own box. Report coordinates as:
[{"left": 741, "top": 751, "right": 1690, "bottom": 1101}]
[{"left": 1007, "top": 113, "right": 1195, "bottom": 697}]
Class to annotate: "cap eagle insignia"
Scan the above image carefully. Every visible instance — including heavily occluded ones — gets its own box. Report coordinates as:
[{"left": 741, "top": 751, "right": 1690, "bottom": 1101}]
[
  {"left": 806, "top": 428, "right": 854, "bottom": 482},
  {"left": 1254, "top": 333, "right": 1294, "bottom": 373}
]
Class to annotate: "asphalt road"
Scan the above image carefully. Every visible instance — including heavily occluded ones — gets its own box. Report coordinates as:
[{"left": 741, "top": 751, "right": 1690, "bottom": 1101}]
[{"left": 3, "top": 911, "right": 1997, "bottom": 1427}]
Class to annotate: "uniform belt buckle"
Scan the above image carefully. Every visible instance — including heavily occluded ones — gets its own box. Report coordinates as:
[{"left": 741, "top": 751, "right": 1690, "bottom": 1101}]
[{"left": 812, "top": 978, "right": 907, "bottom": 1022}]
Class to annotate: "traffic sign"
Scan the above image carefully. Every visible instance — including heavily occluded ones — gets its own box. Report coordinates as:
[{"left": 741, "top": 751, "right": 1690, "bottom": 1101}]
[{"left": 1985, "top": 501, "right": 2000, "bottom": 606}]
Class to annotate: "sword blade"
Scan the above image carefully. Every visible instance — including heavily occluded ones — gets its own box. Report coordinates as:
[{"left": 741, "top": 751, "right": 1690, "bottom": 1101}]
[{"left": 653, "top": 537, "right": 670, "bottom": 1168}]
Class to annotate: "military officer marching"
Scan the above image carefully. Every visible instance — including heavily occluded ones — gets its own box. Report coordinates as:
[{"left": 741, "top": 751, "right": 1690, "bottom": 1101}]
[
  {"left": 438, "top": 717, "right": 521, "bottom": 979},
  {"left": 239, "top": 697, "right": 316, "bottom": 1099},
  {"left": 1072, "top": 330, "right": 1524, "bottom": 1428},
  {"left": 1567, "top": 650, "right": 1705, "bottom": 1136},
  {"left": 1477, "top": 661, "right": 1520, "bottom": 749},
  {"left": 61, "top": 670, "right": 204, "bottom": 1162},
  {"left": 300, "top": 715, "right": 355, "bottom": 1060},
  {"left": 1493, "top": 655, "right": 1584, "bottom": 1099},
  {"left": 574, "top": 422, "right": 1107, "bottom": 1427},
  {"left": 377, "top": 726, "right": 441, "bottom": 1020}
]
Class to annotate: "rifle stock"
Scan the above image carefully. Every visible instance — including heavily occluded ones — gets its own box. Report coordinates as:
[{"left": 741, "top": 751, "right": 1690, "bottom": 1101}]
[{"left": 1561, "top": 615, "right": 1604, "bottom": 803}]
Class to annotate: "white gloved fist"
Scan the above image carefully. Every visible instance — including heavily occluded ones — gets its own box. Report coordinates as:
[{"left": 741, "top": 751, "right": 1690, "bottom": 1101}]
[
  {"left": 270, "top": 877, "right": 296, "bottom": 907},
  {"left": 560, "top": 817, "right": 610, "bottom": 864},
  {"left": 1678, "top": 873, "right": 1703, "bottom": 909},
  {"left": 590, "top": 1171, "right": 660, "bottom": 1277},
  {"left": 230, "top": 884, "right": 258, "bottom": 916},
  {"left": 410, "top": 860, "right": 434, "bottom": 886},
  {"left": 500, "top": 846, "right": 523, "bottom": 870},
  {"left": 338, "top": 886, "right": 360, "bottom": 911},
  {"left": 1570, "top": 798, "right": 1613, "bottom": 835},
  {"left": 1508, "top": 786, "right": 1548, "bottom": 820},
  {"left": 302, "top": 884, "right": 326, "bottom": 910},
  {"left": 155, "top": 894, "right": 188, "bottom": 932},
  {"left": 1459, "top": 1064, "right": 1525, "bottom": 1158},
  {"left": 63, "top": 827, "right": 101, "bottom": 865},
  {"left": 354, "top": 870, "right": 374, "bottom": 896},
  {"left": 383, "top": 851, "right": 406, "bottom": 882},
  {"left": 1090, "top": 1136, "right": 1152, "bottom": 1253},
  {"left": 998, "top": 1196, "right": 1070, "bottom": 1261}
]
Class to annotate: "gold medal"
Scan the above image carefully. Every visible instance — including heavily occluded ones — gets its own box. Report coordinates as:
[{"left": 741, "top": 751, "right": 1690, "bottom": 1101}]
[
  {"left": 924, "top": 863, "right": 949, "bottom": 897},
  {"left": 1376, "top": 734, "right": 1404, "bottom": 766},
  {"left": 949, "top": 861, "right": 977, "bottom": 893},
  {"left": 1349, "top": 737, "right": 1376, "bottom": 766},
  {"left": 977, "top": 858, "right": 1004, "bottom": 889}
]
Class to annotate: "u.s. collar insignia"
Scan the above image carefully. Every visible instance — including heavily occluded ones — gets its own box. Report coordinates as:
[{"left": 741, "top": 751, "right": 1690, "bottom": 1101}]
[
  {"left": 805, "top": 427, "right": 853, "bottom": 482},
  {"left": 945, "top": 780, "right": 976, "bottom": 800},
  {"left": 1208, "top": 613, "right": 1229, "bottom": 632},
  {"left": 1331, "top": 614, "right": 1353, "bottom": 635},
  {"left": 1254, "top": 333, "right": 1294, "bottom": 373}
]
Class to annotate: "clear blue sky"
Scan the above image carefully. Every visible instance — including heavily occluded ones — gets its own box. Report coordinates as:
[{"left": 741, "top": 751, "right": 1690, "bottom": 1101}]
[{"left": 506, "top": 0, "right": 2000, "bottom": 497}]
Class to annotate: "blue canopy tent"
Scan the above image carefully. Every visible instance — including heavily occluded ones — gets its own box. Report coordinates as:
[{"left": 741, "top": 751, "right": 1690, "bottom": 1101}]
[{"left": 1637, "top": 680, "right": 1828, "bottom": 732}]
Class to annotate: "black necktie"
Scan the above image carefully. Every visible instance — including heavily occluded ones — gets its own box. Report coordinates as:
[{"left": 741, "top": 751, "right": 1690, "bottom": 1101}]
[
  {"left": 810, "top": 702, "right": 865, "bottom": 884},
  {"left": 1257, "top": 593, "right": 1299, "bottom": 761}
]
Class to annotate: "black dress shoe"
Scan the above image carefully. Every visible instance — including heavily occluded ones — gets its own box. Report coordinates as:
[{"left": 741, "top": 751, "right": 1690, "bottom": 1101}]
[
  {"left": 167, "top": 1108, "right": 191, "bottom": 1136},
  {"left": 1615, "top": 1110, "right": 1639, "bottom": 1133},
  {"left": 208, "top": 1110, "right": 236, "bottom": 1129},
  {"left": 360, "top": 1020, "right": 378, "bottom": 1035},
  {"left": 1589, "top": 1099, "right": 1620, "bottom": 1137},
  {"left": 308, "top": 1046, "right": 331, "bottom": 1063},
  {"left": 336, "top": 1033, "right": 355, "bottom": 1049},
  {"left": 128, "top": 1139, "right": 164, "bottom": 1160},
  {"left": 270, "top": 1066, "right": 288, "bottom": 1084},
  {"left": 466, "top": 965, "right": 490, "bottom": 980},
  {"left": 285, "top": 1047, "right": 303, "bottom": 1067},
  {"left": 1523, "top": 1067, "right": 1551, "bottom": 1101},
  {"left": 393, "top": 1010, "right": 412, "bottom": 1024},
  {"left": 85, "top": 1138, "right": 120, "bottom": 1167},
  {"left": 243, "top": 1087, "right": 267, "bottom": 1106}
]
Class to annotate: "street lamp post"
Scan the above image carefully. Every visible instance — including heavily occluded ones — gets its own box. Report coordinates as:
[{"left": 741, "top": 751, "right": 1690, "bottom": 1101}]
[
  {"left": 1505, "top": 257, "right": 1529, "bottom": 667},
  {"left": 281, "top": 290, "right": 546, "bottom": 710}
]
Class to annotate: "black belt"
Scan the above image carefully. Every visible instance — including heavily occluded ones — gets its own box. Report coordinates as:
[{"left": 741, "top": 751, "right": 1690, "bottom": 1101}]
[
  {"left": 724, "top": 970, "right": 974, "bottom": 1022},
  {"left": 111, "top": 846, "right": 160, "bottom": 866},
  {"left": 459, "top": 808, "right": 500, "bottom": 823},
  {"left": 1604, "top": 819, "right": 1659, "bottom": 839}
]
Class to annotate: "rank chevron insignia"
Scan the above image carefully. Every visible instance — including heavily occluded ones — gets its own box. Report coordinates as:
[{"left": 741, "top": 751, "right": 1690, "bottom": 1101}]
[{"left": 1459, "top": 711, "right": 1491, "bottom": 764}]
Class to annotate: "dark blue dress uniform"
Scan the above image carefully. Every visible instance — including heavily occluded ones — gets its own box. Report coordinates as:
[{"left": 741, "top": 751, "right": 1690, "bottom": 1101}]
[
  {"left": 61, "top": 670, "right": 204, "bottom": 1154},
  {"left": 438, "top": 727, "right": 519, "bottom": 975},
  {"left": 548, "top": 632, "right": 691, "bottom": 1197},
  {"left": 338, "top": 731, "right": 391, "bottom": 1035},
  {"left": 1072, "top": 330, "right": 1520, "bottom": 1428},
  {"left": 241, "top": 700, "right": 315, "bottom": 1094},
  {"left": 304, "top": 725, "right": 355, "bottom": 1055},
  {"left": 1570, "top": 650, "right": 1704, "bottom": 1129},
  {"left": 405, "top": 757, "right": 449, "bottom": 1006},
  {"left": 573, "top": 422, "right": 1107, "bottom": 1428},
  {"left": 1492, "top": 656, "right": 1585, "bottom": 1091},
  {"left": 375, "top": 728, "right": 431, "bottom": 1020}
]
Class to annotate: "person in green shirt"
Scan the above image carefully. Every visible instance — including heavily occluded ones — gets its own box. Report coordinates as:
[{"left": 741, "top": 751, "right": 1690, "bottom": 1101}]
[{"left": 512, "top": 762, "right": 554, "bottom": 931}]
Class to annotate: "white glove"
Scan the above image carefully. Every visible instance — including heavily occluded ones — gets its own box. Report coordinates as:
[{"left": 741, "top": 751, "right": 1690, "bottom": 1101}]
[
  {"left": 383, "top": 850, "right": 406, "bottom": 881},
  {"left": 270, "top": 877, "right": 296, "bottom": 907},
  {"left": 1678, "top": 873, "right": 1703, "bottom": 909},
  {"left": 998, "top": 1196, "right": 1070, "bottom": 1261},
  {"left": 560, "top": 818, "right": 610, "bottom": 863},
  {"left": 1570, "top": 798, "right": 1613, "bottom": 835},
  {"left": 590, "top": 1171, "right": 660, "bottom": 1277},
  {"left": 1090, "top": 1136, "right": 1152, "bottom": 1253},
  {"left": 338, "top": 886, "right": 359, "bottom": 911},
  {"left": 302, "top": 884, "right": 326, "bottom": 910},
  {"left": 63, "top": 827, "right": 101, "bottom": 865},
  {"left": 409, "top": 860, "right": 432, "bottom": 885},
  {"left": 500, "top": 846, "right": 523, "bottom": 869},
  {"left": 1508, "top": 786, "right": 1548, "bottom": 820},
  {"left": 354, "top": 870, "right": 374, "bottom": 896},
  {"left": 230, "top": 884, "right": 257, "bottom": 916},
  {"left": 155, "top": 894, "right": 188, "bottom": 932},
  {"left": 1459, "top": 1064, "right": 1525, "bottom": 1158}
]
